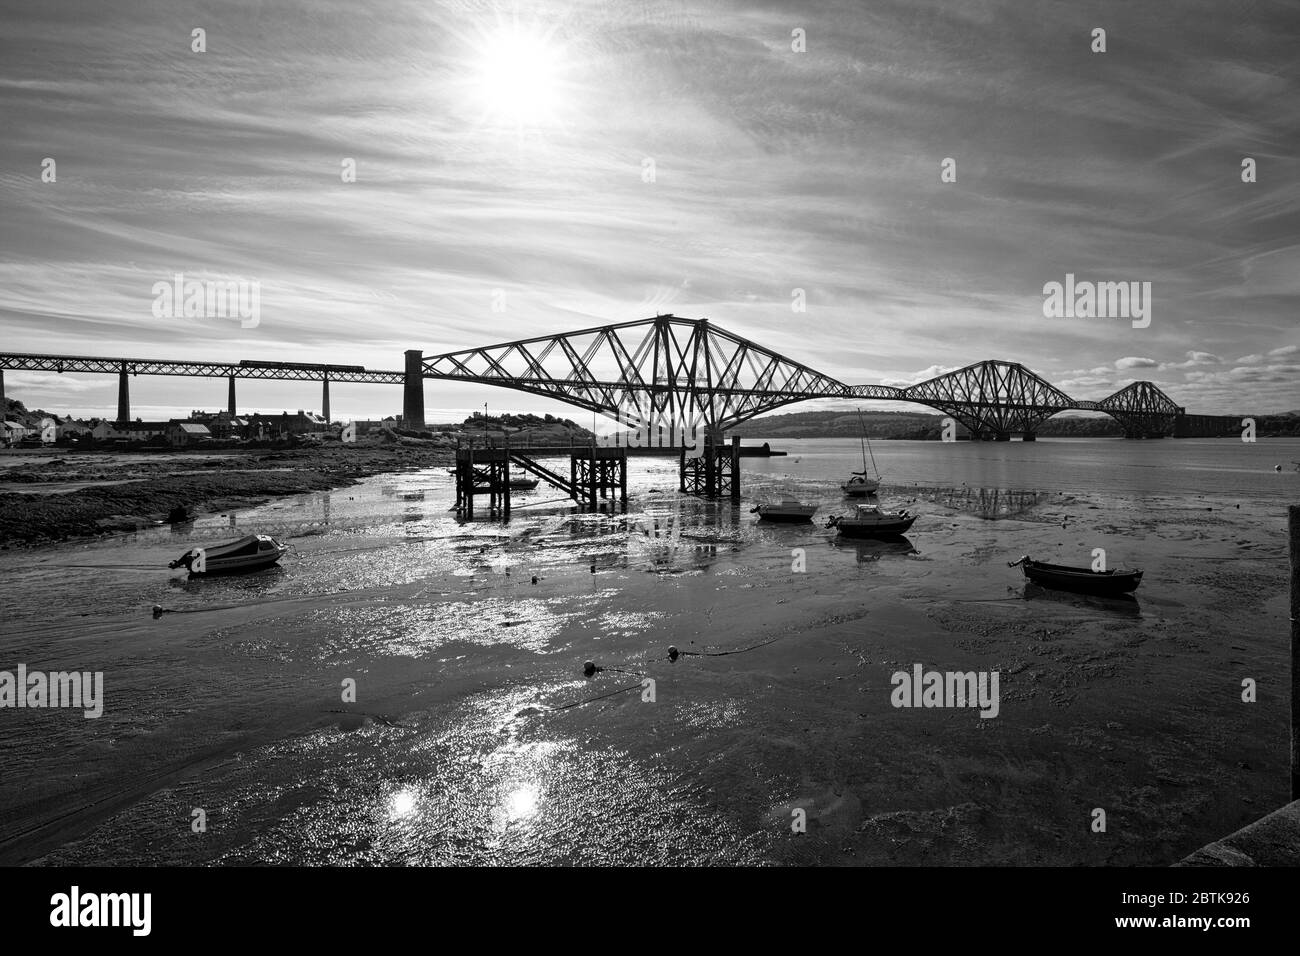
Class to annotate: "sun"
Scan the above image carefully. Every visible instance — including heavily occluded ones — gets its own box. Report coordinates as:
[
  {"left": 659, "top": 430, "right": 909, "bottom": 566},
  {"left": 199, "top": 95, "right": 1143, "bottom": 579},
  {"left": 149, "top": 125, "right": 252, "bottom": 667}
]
[{"left": 471, "top": 22, "right": 567, "bottom": 127}]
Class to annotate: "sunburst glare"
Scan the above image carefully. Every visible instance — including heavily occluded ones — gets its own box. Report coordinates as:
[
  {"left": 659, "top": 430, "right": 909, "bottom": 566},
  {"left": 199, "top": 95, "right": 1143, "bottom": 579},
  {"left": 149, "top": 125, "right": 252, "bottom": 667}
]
[{"left": 470, "top": 20, "right": 569, "bottom": 128}]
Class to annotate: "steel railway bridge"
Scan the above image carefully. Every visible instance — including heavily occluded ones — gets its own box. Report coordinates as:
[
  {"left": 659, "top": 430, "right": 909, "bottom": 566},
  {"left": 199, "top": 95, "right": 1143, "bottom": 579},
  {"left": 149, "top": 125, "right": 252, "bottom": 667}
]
[{"left": 0, "top": 315, "right": 1232, "bottom": 440}]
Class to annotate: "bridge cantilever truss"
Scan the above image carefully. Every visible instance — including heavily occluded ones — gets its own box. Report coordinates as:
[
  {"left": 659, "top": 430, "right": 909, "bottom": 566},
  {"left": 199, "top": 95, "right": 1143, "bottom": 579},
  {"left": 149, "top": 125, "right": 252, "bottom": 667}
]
[
  {"left": 1093, "top": 380, "right": 1186, "bottom": 438},
  {"left": 423, "top": 315, "right": 848, "bottom": 435},
  {"left": 422, "top": 315, "right": 1188, "bottom": 438},
  {"left": 898, "top": 360, "right": 1077, "bottom": 439}
]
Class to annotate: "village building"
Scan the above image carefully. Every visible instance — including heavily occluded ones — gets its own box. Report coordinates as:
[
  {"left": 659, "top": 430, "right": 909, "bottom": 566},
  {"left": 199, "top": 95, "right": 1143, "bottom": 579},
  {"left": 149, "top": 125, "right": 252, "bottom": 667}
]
[
  {"left": 186, "top": 410, "right": 250, "bottom": 439},
  {"left": 166, "top": 421, "right": 212, "bottom": 446},
  {"left": 245, "top": 410, "right": 329, "bottom": 440},
  {"left": 56, "top": 418, "right": 92, "bottom": 440},
  {"left": 90, "top": 420, "right": 168, "bottom": 442},
  {"left": 2, "top": 421, "right": 30, "bottom": 445}
]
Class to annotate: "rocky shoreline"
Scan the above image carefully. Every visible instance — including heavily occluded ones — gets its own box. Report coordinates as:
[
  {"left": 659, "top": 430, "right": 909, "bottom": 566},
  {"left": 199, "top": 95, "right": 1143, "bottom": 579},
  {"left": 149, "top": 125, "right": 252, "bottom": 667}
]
[{"left": 0, "top": 442, "right": 454, "bottom": 547}]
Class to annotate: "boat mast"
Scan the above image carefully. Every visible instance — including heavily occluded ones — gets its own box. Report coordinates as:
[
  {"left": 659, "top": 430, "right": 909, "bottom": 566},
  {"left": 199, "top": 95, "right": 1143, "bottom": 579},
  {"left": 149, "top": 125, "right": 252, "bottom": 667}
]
[
  {"left": 855, "top": 407, "right": 867, "bottom": 474},
  {"left": 857, "top": 407, "right": 879, "bottom": 478}
]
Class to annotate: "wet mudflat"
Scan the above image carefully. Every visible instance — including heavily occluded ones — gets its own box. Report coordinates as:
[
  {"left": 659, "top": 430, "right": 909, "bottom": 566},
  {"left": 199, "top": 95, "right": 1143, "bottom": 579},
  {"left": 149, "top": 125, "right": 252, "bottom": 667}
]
[{"left": 0, "top": 439, "right": 1294, "bottom": 865}]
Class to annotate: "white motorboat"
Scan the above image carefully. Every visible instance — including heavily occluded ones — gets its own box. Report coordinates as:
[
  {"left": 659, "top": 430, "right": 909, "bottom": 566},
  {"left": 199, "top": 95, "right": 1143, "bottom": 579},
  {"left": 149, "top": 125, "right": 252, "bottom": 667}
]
[
  {"left": 826, "top": 504, "right": 916, "bottom": 537},
  {"left": 751, "top": 499, "right": 818, "bottom": 523},
  {"left": 169, "top": 534, "right": 287, "bottom": 575}
]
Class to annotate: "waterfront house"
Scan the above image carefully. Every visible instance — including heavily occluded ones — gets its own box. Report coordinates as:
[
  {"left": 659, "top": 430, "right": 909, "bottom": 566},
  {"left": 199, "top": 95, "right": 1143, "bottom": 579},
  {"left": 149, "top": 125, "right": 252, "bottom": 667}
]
[
  {"left": 90, "top": 420, "right": 168, "bottom": 442},
  {"left": 2, "top": 421, "right": 29, "bottom": 445},
  {"left": 186, "top": 410, "right": 249, "bottom": 440},
  {"left": 57, "top": 418, "right": 92, "bottom": 440},
  {"left": 166, "top": 421, "right": 212, "bottom": 447},
  {"left": 245, "top": 410, "right": 328, "bottom": 440}
]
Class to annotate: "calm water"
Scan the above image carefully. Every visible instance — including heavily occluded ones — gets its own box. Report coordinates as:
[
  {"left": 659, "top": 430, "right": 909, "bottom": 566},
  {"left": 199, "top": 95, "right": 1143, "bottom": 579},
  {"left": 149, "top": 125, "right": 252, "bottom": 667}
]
[{"left": 743, "top": 436, "right": 1300, "bottom": 503}]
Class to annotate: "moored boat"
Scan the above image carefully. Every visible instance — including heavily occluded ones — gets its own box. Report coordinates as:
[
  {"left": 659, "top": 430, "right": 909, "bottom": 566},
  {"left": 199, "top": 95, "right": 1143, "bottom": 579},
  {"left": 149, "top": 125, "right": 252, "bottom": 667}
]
[
  {"left": 842, "top": 474, "right": 880, "bottom": 497},
  {"left": 842, "top": 407, "right": 882, "bottom": 497},
  {"left": 751, "top": 499, "right": 818, "bottom": 522},
  {"left": 1008, "top": 555, "right": 1143, "bottom": 594},
  {"left": 169, "top": 534, "right": 287, "bottom": 575},
  {"left": 509, "top": 478, "right": 539, "bottom": 491},
  {"left": 827, "top": 504, "right": 916, "bottom": 537}
]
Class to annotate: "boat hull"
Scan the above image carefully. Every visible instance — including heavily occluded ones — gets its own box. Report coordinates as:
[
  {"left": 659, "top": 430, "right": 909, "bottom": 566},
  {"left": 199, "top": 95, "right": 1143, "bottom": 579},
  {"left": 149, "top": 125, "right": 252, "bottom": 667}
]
[
  {"left": 1019, "top": 561, "right": 1142, "bottom": 595},
  {"left": 171, "top": 534, "right": 288, "bottom": 576},
  {"left": 755, "top": 510, "right": 816, "bottom": 523},
  {"left": 188, "top": 552, "right": 285, "bottom": 576},
  {"left": 834, "top": 515, "right": 916, "bottom": 537},
  {"left": 841, "top": 483, "right": 879, "bottom": 497}
]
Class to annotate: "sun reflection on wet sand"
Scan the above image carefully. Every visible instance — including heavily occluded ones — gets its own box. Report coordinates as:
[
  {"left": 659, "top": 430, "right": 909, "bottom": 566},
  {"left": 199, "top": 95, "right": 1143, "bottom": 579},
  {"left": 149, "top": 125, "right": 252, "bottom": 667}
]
[
  {"left": 503, "top": 784, "right": 540, "bottom": 822},
  {"left": 388, "top": 787, "right": 418, "bottom": 821}
]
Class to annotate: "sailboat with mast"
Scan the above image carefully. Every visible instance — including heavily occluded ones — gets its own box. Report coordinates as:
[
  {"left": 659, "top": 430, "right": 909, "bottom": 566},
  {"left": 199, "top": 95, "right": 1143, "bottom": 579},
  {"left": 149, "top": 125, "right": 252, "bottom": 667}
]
[{"left": 841, "top": 407, "right": 881, "bottom": 497}]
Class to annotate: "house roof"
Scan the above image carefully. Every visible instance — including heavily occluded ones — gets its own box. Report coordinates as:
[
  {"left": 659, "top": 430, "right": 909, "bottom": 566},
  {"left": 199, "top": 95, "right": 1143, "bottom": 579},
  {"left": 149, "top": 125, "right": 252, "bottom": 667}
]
[
  {"left": 97, "top": 421, "right": 167, "bottom": 431},
  {"left": 173, "top": 423, "right": 211, "bottom": 434}
]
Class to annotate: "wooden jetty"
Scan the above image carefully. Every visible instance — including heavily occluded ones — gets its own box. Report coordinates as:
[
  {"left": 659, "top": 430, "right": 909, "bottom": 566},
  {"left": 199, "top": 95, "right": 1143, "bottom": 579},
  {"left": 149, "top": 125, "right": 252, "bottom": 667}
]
[{"left": 453, "top": 434, "right": 747, "bottom": 518}]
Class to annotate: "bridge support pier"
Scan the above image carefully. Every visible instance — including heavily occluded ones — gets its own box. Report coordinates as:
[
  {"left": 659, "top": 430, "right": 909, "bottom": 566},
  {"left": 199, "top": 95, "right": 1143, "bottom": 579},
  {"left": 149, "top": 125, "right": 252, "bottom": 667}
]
[
  {"left": 116, "top": 362, "right": 130, "bottom": 423},
  {"left": 729, "top": 436, "right": 740, "bottom": 503},
  {"left": 1022, "top": 432, "right": 1036, "bottom": 441},
  {"left": 0, "top": 369, "right": 5, "bottom": 415},
  {"left": 679, "top": 435, "right": 742, "bottom": 500},
  {"left": 322, "top": 373, "right": 331, "bottom": 424},
  {"left": 227, "top": 375, "right": 236, "bottom": 416},
  {"left": 705, "top": 435, "right": 716, "bottom": 498},
  {"left": 403, "top": 350, "right": 425, "bottom": 430}
]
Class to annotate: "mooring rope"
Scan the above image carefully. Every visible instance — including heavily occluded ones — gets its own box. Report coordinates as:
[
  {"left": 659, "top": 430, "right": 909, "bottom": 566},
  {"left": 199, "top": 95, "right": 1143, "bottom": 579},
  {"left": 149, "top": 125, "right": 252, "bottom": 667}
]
[
  {"left": 672, "top": 636, "right": 783, "bottom": 658},
  {"left": 549, "top": 682, "right": 645, "bottom": 711}
]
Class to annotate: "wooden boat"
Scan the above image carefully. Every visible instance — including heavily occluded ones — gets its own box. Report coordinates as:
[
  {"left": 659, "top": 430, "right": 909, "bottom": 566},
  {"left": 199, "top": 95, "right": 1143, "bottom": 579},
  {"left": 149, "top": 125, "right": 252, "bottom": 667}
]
[
  {"left": 169, "top": 534, "right": 287, "bottom": 575},
  {"left": 1008, "top": 555, "right": 1142, "bottom": 594},
  {"left": 827, "top": 504, "right": 916, "bottom": 537},
  {"left": 842, "top": 408, "right": 881, "bottom": 497},
  {"left": 751, "top": 499, "right": 818, "bottom": 522}
]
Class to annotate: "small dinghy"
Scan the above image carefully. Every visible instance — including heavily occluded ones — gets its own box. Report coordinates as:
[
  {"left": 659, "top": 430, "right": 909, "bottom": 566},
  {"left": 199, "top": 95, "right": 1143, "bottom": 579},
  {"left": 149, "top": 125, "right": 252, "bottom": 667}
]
[
  {"left": 169, "top": 534, "right": 287, "bottom": 575},
  {"left": 1008, "top": 555, "right": 1142, "bottom": 595},
  {"left": 827, "top": 504, "right": 916, "bottom": 537},
  {"left": 509, "top": 478, "right": 539, "bottom": 491},
  {"left": 751, "top": 499, "right": 818, "bottom": 522}
]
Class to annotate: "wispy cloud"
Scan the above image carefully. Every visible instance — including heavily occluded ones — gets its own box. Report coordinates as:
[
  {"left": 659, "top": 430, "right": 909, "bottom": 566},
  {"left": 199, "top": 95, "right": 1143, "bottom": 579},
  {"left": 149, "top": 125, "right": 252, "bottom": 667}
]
[{"left": 1, "top": 0, "right": 1296, "bottom": 417}]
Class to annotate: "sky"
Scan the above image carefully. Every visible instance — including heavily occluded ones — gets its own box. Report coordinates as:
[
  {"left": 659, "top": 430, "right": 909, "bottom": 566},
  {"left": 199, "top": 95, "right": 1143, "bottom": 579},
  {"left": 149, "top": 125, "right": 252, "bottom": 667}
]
[{"left": 1, "top": 0, "right": 1297, "bottom": 423}]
